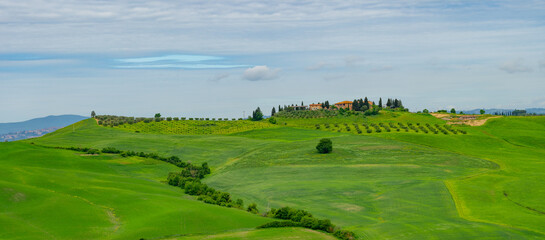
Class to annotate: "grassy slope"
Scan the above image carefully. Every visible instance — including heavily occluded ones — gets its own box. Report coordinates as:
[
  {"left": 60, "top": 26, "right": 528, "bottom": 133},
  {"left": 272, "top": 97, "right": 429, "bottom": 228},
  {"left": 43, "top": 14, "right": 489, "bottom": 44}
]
[
  {"left": 175, "top": 228, "right": 336, "bottom": 240},
  {"left": 209, "top": 128, "right": 540, "bottom": 239},
  {"left": 378, "top": 116, "right": 545, "bottom": 236},
  {"left": 25, "top": 116, "right": 545, "bottom": 239},
  {"left": 0, "top": 142, "right": 271, "bottom": 240}
]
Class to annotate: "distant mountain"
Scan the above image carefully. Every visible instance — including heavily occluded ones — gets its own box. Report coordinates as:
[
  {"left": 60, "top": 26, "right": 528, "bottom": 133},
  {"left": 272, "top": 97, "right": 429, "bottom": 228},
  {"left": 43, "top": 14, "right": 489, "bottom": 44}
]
[
  {"left": 0, "top": 115, "right": 87, "bottom": 141},
  {"left": 461, "top": 108, "right": 545, "bottom": 115}
]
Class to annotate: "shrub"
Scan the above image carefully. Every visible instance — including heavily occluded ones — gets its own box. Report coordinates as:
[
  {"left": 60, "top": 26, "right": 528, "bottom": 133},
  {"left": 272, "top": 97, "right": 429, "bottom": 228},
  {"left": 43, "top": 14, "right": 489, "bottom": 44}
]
[
  {"left": 316, "top": 138, "right": 333, "bottom": 153},
  {"left": 333, "top": 230, "right": 357, "bottom": 240},
  {"left": 102, "top": 147, "right": 121, "bottom": 154},
  {"left": 269, "top": 117, "right": 277, "bottom": 124},
  {"left": 247, "top": 203, "right": 259, "bottom": 214},
  {"left": 86, "top": 149, "right": 100, "bottom": 155},
  {"left": 257, "top": 221, "right": 301, "bottom": 229}
]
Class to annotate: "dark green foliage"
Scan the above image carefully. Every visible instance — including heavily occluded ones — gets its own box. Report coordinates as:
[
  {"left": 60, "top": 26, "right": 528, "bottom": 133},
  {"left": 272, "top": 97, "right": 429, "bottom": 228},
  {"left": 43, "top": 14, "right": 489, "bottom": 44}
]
[
  {"left": 451, "top": 108, "right": 456, "bottom": 114},
  {"left": 267, "top": 207, "right": 335, "bottom": 233},
  {"left": 480, "top": 109, "right": 486, "bottom": 114},
  {"left": 257, "top": 221, "right": 301, "bottom": 229},
  {"left": 91, "top": 111, "right": 96, "bottom": 118},
  {"left": 102, "top": 147, "right": 121, "bottom": 154},
  {"left": 247, "top": 203, "right": 259, "bottom": 214},
  {"left": 252, "top": 107, "right": 264, "bottom": 121},
  {"left": 86, "top": 148, "right": 100, "bottom": 155},
  {"left": 154, "top": 113, "right": 161, "bottom": 118},
  {"left": 333, "top": 230, "right": 357, "bottom": 240},
  {"left": 268, "top": 117, "right": 277, "bottom": 124},
  {"left": 423, "top": 109, "right": 429, "bottom": 113},
  {"left": 316, "top": 138, "right": 332, "bottom": 153},
  {"left": 271, "top": 107, "right": 276, "bottom": 116}
]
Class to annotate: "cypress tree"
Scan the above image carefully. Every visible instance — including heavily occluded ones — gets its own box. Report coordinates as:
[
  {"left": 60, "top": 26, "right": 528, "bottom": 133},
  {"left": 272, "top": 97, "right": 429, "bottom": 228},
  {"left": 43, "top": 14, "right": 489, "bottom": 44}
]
[
  {"left": 252, "top": 107, "right": 263, "bottom": 121},
  {"left": 386, "top": 98, "right": 392, "bottom": 108},
  {"left": 364, "top": 97, "right": 370, "bottom": 109},
  {"left": 352, "top": 100, "right": 359, "bottom": 111},
  {"left": 379, "top": 98, "right": 382, "bottom": 108},
  {"left": 325, "top": 101, "right": 330, "bottom": 109},
  {"left": 271, "top": 107, "right": 276, "bottom": 116}
]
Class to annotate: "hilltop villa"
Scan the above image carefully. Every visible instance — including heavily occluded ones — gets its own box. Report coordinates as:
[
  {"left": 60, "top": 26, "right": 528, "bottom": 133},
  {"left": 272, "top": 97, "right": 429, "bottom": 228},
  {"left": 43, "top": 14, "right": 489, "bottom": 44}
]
[
  {"left": 309, "top": 103, "right": 323, "bottom": 110},
  {"left": 335, "top": 101, "right": 353, "bottom": 110}
]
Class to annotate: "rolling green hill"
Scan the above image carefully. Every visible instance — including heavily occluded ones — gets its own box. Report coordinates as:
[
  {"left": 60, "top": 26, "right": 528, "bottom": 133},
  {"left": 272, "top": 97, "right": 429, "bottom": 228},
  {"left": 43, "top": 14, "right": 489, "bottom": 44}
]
[
  {"left": 3, "top": 114, "right": 544, "bottom": 239},
  {"left": 0, "top": 142, "right": 273, "bottom": 240}
]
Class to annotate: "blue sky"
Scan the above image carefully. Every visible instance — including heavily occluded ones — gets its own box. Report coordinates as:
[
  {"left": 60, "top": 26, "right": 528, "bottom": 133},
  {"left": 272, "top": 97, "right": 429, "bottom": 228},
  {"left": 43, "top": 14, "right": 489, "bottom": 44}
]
[{"left": 1, "top": 0, "right": 544, "bottom": 122}]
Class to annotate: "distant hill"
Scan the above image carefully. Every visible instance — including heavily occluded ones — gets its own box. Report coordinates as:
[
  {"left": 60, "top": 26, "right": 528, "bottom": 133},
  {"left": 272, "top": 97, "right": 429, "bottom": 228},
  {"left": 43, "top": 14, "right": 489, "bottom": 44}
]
[
  {"left": 0, "top": 115, "right": 87, "bottom": 141},
  {"left": 461, "top": 108, "right": 545, "bottom": 115}
]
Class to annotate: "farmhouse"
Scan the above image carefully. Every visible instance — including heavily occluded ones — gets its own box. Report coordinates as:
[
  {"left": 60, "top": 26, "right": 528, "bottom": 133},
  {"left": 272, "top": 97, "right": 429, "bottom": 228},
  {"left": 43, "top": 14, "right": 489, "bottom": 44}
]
[
  {"left": 309, "top": 103, "right": 323, "bottom": 110},
  {"left": 335, "top": 101, "right": 353, "bottom": 110}
]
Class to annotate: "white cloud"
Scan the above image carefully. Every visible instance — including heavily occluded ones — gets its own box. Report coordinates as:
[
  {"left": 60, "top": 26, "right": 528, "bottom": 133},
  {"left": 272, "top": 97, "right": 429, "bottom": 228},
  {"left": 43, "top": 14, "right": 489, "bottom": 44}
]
[
  {"left": 243, "top": 66, "right": 279, "bottom": 81},
  {"left": 499, "top": 59, "right": 532, "bottom": 73}
]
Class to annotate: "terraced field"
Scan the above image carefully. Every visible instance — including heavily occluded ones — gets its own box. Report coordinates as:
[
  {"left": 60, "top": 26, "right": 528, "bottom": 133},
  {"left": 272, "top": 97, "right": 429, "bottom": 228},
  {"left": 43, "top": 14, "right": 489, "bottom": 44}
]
[
  {"left": 3, "top": 114, "right": 544, "bottom": 239},
  {"left": 111, "top": 118, "right": 277, "bottom": 135}
]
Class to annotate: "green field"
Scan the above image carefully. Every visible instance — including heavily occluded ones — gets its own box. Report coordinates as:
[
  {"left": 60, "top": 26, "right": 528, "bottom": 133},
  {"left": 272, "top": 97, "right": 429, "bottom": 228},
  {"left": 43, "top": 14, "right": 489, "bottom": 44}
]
[
  {"left": 2, "top": 114, "right": 545, "bottom": 239},
  {"left": 0, "top": 142, "right": 276, "bottom": 240}
]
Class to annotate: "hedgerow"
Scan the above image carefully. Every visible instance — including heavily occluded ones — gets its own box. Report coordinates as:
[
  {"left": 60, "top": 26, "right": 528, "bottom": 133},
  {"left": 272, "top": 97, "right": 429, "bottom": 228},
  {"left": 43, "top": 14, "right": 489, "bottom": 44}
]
[{"left": 95, "top": 115, "right": 276, "bottom": 135}]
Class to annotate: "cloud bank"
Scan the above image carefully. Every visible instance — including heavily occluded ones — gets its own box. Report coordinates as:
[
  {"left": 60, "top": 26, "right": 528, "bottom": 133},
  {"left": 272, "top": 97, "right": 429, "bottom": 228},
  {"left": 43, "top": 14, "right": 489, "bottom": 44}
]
[{"left": 243, "top": 66, "right": 279, "bottom": 81}]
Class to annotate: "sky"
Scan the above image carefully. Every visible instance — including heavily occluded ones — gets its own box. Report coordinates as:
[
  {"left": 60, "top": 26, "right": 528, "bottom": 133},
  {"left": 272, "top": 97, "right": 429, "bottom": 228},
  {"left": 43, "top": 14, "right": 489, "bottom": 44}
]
[{"left": 1, "top": 0, "right": 545, "bottom": 122}]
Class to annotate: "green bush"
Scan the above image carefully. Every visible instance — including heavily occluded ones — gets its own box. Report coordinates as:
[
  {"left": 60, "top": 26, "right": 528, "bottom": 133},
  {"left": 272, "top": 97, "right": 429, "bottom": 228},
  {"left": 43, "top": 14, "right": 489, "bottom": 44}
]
[
  {"left": 333, "top": 230, "right": 357, "bottom": 240},
  {"left": 316, "top": 138, "right": 333, "bottom": 153},
  {"left": 257, "top": 221, "right": 301, "bottom": 229}
]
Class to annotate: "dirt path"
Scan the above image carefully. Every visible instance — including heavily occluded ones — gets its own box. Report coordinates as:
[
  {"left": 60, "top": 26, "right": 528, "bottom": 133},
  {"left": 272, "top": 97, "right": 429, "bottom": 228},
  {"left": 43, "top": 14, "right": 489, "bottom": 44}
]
[{"left": 430, "top": 113, "right": 501, "bottom": 126}]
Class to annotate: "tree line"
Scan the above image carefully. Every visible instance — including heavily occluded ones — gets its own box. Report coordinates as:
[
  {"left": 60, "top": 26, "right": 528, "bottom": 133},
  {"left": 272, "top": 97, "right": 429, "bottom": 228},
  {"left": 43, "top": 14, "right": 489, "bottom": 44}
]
[{"left": 257, "top": 206, "right": 356, "bottom": 240}]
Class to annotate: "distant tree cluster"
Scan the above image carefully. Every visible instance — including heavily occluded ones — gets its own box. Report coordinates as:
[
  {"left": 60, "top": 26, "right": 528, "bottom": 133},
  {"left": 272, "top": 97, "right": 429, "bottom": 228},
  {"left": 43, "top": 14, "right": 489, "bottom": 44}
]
[
  {"left": 352, "top": 97, "right": 371, "bottom": 112},
  {"left": 251, "top": 107, "right": 264, "bottom": 121},
  {"left": 494, "top": 109, "right": 530, "bottom": 116},
  {"left": 385, "top": 98, "right": 404, "bottom": 109}
]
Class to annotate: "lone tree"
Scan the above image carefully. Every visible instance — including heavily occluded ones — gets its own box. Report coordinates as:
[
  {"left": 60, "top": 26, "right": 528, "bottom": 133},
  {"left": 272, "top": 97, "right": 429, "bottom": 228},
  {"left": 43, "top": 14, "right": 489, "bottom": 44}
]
[
  {"left": 316, "top": 138, "right": 333, "bottom": 154},
  {"left": 91, "top": 111, "right": 96, "bottom": 118},
  {"left": 154, "top": 113, "right": 161, "bottom": 118},
  {"left": 271, "top": 107, "right": 276, "bottom": 116},
  {"left": 450, "top": 108, "right": 456, "bottom": 114},
  {"left": 480, "top": 109, "right": 485, "bottom": 114},
  {"left": 252, "top": 107, "right": 263, "bottom": 121}
]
